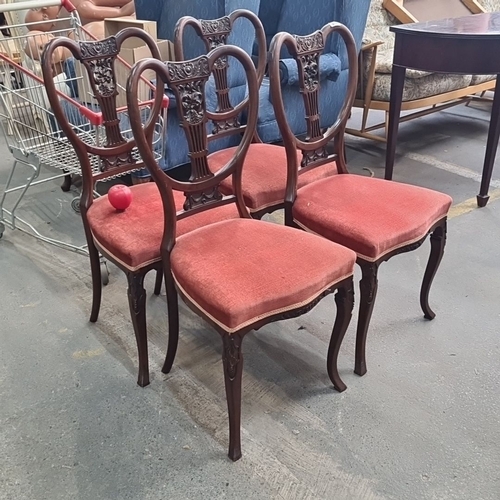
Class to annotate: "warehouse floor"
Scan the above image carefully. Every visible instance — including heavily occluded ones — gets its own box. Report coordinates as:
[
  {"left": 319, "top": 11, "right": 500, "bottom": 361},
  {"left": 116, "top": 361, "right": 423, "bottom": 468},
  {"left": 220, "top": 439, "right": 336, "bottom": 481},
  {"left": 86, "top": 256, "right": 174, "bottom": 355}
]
[{"left": 1, "top": 102, "right": 499, "bottom": 500}]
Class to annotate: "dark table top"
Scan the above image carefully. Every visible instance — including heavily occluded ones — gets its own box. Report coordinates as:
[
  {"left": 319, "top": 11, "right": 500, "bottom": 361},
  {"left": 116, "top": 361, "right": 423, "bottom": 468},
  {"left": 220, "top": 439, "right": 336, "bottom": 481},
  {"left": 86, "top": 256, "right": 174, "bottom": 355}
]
[{"left": 390, "top": 12, "right": 500, "bottom": 39}]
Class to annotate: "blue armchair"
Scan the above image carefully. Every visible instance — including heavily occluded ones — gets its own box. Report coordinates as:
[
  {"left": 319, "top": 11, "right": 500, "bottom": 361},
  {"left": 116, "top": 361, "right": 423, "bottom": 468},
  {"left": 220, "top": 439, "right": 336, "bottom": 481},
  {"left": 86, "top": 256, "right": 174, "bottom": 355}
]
[
  {"left": 256, "top": 0, "right": 371, "bottom": 143},
  {"left": 134, "top": 0, "right": 261, "bottom": 171}
]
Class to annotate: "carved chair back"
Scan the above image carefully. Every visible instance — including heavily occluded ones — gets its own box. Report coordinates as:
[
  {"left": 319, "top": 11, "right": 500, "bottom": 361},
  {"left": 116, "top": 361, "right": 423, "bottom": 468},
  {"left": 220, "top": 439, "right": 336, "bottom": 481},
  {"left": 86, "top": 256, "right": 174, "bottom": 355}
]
[
  {"left": 268, "top": 23, "right": 358, "bottom": 206},
  {"left": 174, "top": 9, "right": 266, "bottom": 128},
  {"left": 42, "top": 28, "right": 164, "bottom": 218},
  {"left": 127, "top": 45, "right": 259, "bottom": 253}
]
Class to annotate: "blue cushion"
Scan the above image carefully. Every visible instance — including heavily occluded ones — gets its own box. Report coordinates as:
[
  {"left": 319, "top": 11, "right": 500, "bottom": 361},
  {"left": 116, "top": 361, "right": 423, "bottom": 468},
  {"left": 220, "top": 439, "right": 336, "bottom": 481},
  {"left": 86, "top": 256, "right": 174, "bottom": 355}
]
[
  {"left": 255, "top": 0, "right": 370, "bottom": 144},
  {"left": 279, "top": 53, "right": 341, "bottom": 87}
]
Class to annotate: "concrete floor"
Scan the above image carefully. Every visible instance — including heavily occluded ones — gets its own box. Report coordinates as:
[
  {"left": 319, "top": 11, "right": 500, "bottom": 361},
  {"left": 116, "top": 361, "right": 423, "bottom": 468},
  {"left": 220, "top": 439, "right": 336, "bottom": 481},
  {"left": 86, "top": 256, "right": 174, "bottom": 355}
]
[{"left": 1, "top": 103, "right": 500, "bottom": 500}]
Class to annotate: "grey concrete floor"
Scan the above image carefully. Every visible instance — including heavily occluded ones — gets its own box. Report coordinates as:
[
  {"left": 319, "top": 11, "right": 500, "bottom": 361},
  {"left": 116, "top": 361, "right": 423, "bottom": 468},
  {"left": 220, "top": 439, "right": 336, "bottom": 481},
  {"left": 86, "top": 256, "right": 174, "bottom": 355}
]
[{"left": 1, "top": 104, "right": 500, "bottom": 500}]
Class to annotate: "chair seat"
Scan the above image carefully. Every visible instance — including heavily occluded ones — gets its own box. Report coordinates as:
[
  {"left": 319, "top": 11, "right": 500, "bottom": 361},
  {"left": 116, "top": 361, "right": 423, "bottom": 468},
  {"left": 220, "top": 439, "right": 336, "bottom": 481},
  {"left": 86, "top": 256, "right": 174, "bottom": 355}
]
[
  {"left": 209, "top": 143, "right": 337, "bottom": 213},
  {"left": 293, "top": 174, "right": 452, "bottom": 261},
  {"left": 88, "top": 183, "right": 239, "bottom": 271},
  {"left": 171, "top": 219, "right": 356, "bottom": 333}
]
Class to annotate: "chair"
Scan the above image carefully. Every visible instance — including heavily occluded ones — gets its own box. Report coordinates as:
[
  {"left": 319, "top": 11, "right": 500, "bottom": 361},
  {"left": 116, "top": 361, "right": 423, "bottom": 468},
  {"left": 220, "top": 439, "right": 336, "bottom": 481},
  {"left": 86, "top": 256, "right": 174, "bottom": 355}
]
[
  {"left": 174, "top": 9, "right": 341, "bottom": 218},
  {"left": 127, "top": 45, "right": 357, "bottom": 460},
  {"left": 193, "top": 3, "right": 370, "bottom": 218},
  {"left": 268, "top": 22, "right": 453, "bottom": 377},
  {"left": 42, "top": 28, "right": 238, "bottom": 387}
]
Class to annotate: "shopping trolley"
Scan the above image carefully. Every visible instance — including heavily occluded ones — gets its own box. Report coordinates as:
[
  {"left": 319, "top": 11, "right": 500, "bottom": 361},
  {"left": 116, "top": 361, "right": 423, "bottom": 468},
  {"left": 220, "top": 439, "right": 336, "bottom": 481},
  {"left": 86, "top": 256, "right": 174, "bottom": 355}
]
[{"left": 0, "top": 0, "right": 166, "bottom": 282}]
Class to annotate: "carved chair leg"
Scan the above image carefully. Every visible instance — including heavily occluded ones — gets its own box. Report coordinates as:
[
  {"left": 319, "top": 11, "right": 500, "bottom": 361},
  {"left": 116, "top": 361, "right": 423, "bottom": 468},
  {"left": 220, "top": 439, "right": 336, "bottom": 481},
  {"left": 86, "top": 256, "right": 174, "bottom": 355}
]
[
  {"left": 222, "top": 333, "right": 244, "bottom": 461},
  {"left": 88, "top": 239, "right": 102, "bottom": 323},
  {"left": 250, "top": 212, "right": 263, "bottom": 220},
  {"left": 161, "top": 271, "right": 179, "bottom": 374},
  {"left": 127, "top": 272, "right": 149, "bottom": 387},
  {"left": 355, "top": 261, "right": 379, "bottom": 377},
  {"left": 420, "top": 220, "right": 447, "bottom": 320},
  {"left": 327, "top": 278, "right": 355, "bottom": 393},
  {"left": 153, "top": 268, "right": 163, "bottom": 296},
  {"left": 61, "top": 173, "right": 72, "bottom": 192}
]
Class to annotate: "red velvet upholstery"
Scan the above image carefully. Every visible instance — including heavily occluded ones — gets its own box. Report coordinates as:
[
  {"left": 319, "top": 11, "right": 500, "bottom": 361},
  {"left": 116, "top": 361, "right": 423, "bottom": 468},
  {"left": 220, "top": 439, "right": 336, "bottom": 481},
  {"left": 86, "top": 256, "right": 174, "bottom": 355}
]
[
  {"left": 171, "top": 219, "right": 356, "bottom": 333},
  {"left": 293, "top": 174, "right": 452, "bottom": 261},
  {"left": 87, "top": 183, "right": 239, "bottom": 271},
  {"left": 209, "top": 144, "right": 338, "bottom": 213}
]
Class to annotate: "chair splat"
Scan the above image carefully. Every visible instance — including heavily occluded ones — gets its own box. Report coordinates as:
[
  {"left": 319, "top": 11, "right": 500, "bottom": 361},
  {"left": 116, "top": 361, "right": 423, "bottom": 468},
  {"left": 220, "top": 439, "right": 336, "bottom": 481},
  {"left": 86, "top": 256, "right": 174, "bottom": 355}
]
[{"left": 79, "top": 38, "right": 127, "bottom": 150}]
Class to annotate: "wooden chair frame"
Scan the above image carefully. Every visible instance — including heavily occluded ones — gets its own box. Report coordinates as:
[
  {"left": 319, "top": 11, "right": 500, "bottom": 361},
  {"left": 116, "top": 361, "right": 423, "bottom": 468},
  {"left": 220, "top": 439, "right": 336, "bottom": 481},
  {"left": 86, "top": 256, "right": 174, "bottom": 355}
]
[
  {"left": 127, "top": 45, "right": 355, "bottom": 461},
  {"left": 43, "top": 28, "right": 165, "bottom": 387},
  {"left": 174, "top": 9, "right": 267, "bottom": 124},
  {"left": 174, "top": 9, "right": 288, "bottom": 220},
  {"left": 269, "top": 22, "right": 447, "bottom": 377}
]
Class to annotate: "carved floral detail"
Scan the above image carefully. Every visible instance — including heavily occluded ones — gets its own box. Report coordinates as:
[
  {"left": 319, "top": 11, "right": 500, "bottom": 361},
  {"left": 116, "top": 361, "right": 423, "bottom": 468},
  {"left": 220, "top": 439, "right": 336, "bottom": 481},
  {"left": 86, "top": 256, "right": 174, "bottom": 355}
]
[
  {"left": 212, "top": 117, "right": 240, "bottom": 135},
  {"left": 213, "top": 52, "right": 229, "bottom": 70},
  {"left": 177, "top": 81, "right": 205, "bottom": 125},
  {"left": 183, "top": 186, "right": 223, "bottom": 211},
  {"left": 294, "top": 31, "right": 324, "bottom": 54},
  {"left": 200, "top": 17, "right": 231, "bottom": 69},
  {"left": 359, "top": 263, "right": 379, "bottom": 303},
  {"left": 167, "top": 57, "right": 210, "bottom": 82},
  {"left": 79, "top": 39, "right": 119, "bottom": 98},
  {"left": 168, "top": 59, "right": 211, "bottom": 125},
  {"left": 100, "top": 151, "right": 136, "bottom": 172},
  {"left": 334, "top": 282, "right": 355, "bottom": 313},
  {"left": 299, "top": 53, "right": 320, "bottom": 92},
  {"left": 128, "top": 273, "right": 146, "bottom": 313},
  {"left": 87, "top": 58, "right": 116, "bottom": 97},
  {"left": 204, "top": 32, "right": 228, "bottom": 51},
  {"left": 79, "top": 37, "right": 119, "bottom": 59},
  {"left": 223, "top": 335, "right": 241, "bottom": 380},
  {"left": 279, "top": 288, "right": 333, "bottom": 322},
  {"left": 200, "top": 16, "right": 231, "bottom": 37},
  {"left": 300, "top": 147, "right": 329, "bottom": 168}
]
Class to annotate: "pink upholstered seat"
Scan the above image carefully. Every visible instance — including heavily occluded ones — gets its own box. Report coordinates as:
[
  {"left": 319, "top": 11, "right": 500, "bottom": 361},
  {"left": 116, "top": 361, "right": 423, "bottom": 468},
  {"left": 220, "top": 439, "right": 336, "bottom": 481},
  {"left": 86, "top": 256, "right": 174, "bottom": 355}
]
[
  {"left": 88, "top": 183, "right": 239, "bottom": 271},
  {"left": 170, "top": 218, "right": 356, "bottom": 332},
  {"left": 293, "top": 174, "right": 452, "bottom": 261},
  {"left": 209, "top": 143, "right": 337, "bottom": 213}
]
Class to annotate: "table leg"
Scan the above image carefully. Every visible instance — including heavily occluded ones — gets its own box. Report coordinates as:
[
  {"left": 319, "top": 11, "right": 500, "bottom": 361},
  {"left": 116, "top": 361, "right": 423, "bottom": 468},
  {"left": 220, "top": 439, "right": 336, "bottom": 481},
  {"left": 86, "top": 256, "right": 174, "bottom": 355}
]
[
  {"left": 385, "top": 64, "right": 406, "bottom": 180},
  {"left": 478, "top": 75, "right": 500, "bottom": 207}
]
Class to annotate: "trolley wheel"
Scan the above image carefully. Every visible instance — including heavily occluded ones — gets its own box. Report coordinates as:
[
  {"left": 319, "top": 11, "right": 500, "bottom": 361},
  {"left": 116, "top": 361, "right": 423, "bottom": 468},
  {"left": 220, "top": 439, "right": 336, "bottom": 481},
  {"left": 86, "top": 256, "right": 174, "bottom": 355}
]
[
  {"left": 101, "top": 261, "right": 109, "bottom": 286},
  {"left": 71, "top": 197, "right": 81, "bottom": 214},
  {"left": 0, "top": 222, "right": 4, "bottom": 239}
]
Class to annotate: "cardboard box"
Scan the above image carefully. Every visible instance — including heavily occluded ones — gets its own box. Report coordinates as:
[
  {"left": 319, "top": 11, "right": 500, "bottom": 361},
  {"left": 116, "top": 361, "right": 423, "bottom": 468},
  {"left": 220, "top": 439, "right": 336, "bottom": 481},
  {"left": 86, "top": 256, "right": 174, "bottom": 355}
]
[
  {"left": 75, "top": 13, "right": 173, "bottom": 107},
  {"left": 0, "top": 36, "right": 21, "bottom": 62},
  {"left": 101, "top": 17, "right": 174, "bottom": 106},
  {"left": 114, "top": 39, "right": 173, "bottom": 107},
  {"left": 104, "top": 18, "right": 157, "bottom": 49}
]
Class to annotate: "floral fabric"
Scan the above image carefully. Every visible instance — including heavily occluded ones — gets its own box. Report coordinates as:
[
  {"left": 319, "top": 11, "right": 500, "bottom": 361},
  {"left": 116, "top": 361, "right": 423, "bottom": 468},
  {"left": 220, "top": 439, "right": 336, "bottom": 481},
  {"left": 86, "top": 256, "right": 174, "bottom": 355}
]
[{"left": 360, "top": 0, "right": 497, "bottom": 102}]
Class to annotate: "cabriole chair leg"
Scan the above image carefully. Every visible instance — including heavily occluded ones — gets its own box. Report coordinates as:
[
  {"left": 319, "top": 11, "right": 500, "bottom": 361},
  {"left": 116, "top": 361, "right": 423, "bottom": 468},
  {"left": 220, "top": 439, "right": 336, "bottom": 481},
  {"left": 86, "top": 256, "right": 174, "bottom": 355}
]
[
  {"left": 327, "top": 278, "right": 355, "bottom": 392},
  {"left": 420, "top": 220, "right": 447, "bottom": 320},
  {"left": 127, "top": 272, "right": 149, "bottom": 387},
  {"left": 355, "top": 261, "right": 379, "bottom": 376},
  {"left": 222, "top": 333, "right": 244, "bottom": 462},
  {"left": 162, "top": 272, "right": 179, "bottom": 374}
]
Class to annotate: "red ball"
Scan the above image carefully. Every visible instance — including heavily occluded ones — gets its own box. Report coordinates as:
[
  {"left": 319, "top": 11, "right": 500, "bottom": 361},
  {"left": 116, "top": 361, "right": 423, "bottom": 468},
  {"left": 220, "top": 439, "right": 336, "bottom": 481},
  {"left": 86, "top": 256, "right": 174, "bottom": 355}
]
[{"left": 108, "top": 184, "right": 133, "bottom": 211}]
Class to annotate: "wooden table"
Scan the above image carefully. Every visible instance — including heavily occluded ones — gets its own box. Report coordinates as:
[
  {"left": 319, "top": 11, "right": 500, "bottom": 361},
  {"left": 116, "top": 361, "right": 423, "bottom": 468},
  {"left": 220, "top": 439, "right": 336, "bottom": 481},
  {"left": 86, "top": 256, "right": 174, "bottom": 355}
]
[{"left": 385, "top": 12, "right": 500, "bottom": 207}]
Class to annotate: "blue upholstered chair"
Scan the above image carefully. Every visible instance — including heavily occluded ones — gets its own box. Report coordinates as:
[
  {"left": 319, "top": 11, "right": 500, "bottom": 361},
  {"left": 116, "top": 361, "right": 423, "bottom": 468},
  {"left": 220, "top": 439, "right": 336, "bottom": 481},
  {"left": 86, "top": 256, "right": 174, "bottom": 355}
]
[
  {"left": 133, "top": 0, "right": 370, "bottom": 169},
  {"left": 256, "top": 0, "right": 371, "bottom": 143},
  {"left": 134, "top": 0, "right": 261, "bottom": 171}
]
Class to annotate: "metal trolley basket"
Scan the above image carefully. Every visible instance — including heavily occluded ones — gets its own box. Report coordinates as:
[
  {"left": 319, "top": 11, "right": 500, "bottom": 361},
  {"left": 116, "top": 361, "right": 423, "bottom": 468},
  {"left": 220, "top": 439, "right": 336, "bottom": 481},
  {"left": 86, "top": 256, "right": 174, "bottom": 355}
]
[{"left": 0, "top": 0, "right": 165, "bottom": 281}]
